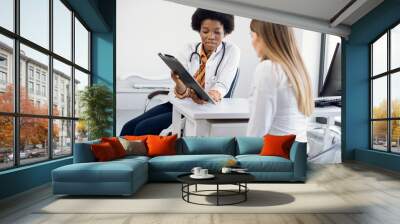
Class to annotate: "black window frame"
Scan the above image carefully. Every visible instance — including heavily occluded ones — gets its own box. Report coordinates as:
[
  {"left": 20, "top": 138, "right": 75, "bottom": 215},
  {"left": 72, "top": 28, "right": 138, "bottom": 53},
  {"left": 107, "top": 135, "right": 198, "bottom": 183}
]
[
  {"left": 0, "top": 0, "right": 92, "bottom": 171},
  {"left": 370, "top": 20, "right": 400, "bottom": 154}
]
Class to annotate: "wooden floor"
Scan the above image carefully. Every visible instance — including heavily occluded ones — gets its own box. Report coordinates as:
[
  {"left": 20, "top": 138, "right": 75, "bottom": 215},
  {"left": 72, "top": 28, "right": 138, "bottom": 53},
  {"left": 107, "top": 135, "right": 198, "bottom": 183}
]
[{"left": 1, "top": 162, "right": 400, "bottom": 224}]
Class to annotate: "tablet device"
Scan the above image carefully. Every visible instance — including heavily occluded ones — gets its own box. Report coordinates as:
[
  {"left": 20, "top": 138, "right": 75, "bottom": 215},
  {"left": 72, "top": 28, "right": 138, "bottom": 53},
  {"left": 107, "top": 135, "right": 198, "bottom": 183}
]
[{"left": 158, "top": 53, "right": 216, "bottom": 104}]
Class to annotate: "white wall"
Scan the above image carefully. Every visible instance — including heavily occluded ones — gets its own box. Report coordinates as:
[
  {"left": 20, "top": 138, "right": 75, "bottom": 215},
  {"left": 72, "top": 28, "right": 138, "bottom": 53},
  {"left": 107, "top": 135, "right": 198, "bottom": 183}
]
[{"left": 117, "top": 0, "right": 321, "bottom": 97}]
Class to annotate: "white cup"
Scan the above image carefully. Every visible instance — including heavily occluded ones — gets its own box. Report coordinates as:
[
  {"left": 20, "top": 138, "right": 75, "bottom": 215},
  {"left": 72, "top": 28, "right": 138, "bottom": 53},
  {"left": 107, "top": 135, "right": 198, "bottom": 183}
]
[
  {"left": 200, "top": 169, "right": 208, "bottom": 176},
  {"left": 221, "top": 167, "right": 232, "bottom": 174},
  {"left": 191, "top": 167, "right": 202, "bottom": 176}
]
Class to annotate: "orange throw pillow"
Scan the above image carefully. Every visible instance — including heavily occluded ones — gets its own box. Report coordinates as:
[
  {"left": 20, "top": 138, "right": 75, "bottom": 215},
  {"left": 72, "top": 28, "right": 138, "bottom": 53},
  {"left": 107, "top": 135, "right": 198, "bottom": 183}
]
[
  {"left": 123, "top": 135, "right": 149, "bottom": 142},
  {"left": 146, "top": 135, "right": 177, "bottom": 157},
  {"left": 101, "top": 137, "right": 127, "bottom": 158},
  {"left": 91, "top": 142, "right": 117, "bottom": 161},
  {"left": 259, "top": 134, "right": 296, "bottom": 159}
]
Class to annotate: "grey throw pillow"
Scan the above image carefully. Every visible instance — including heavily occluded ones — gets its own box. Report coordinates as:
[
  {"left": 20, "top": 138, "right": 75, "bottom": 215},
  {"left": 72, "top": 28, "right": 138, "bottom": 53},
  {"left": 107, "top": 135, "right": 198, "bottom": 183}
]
[{"left": 118, "top": 137, "right": 147, "bottom": 156}]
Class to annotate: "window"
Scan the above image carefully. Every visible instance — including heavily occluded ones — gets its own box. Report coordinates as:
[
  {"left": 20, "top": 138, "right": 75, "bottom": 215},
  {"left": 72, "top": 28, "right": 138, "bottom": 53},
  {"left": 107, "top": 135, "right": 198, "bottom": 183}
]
[
  {"left": 20, "top": 0, "right": 49, "bottom": 49},
  {"left": 75, "top": 18, "right": 89, "bottom": 70},
  {"left": 371, "top": 23, "right": 400, "bottom": 154},
  {"left": 53, "top": 119, "right": 72, "bottom": 158},
  {"left": 41, "top": 73, "right": 46, "bottom": 83},
  {"left": 0, "top": 35, "right": 13, "bottom": 113},
  {"left": 36, "top": 83, "right": 40, "bottom": 95},
  {"left": 0, "top": 55, "right": 7, "bottom": 67},
  {"left": 74, "top": 69, "right": 89, "bottom": 142},
  {"left": 0, "top": 0, "right": 91, "bottom": 170},
  {"left": 53, "top": 0, "right": 72, "bottom": 60},
  {"left": 0, "top": 71, "right": 6, "bottom": 85},
  {"left": 0, "top": 116, "right": 13, "bottom": 170},
  {"left": 20, "top": 117, "right": 49, "bottom": 165},
  {"left": 53, "top": 59, "right": 72, "bottom": 117},
  {"left": 28, "top": 81, "right": 34, "bottom": 94},
  {"left": 28, "top": 67, "right": 34, "bottom": 80},
  {"left": 42, "top": 85, "right": 46, "bottom": 97},
  {"left": 74, "top": 69, "right": 89, "bottom": 118},
  {"left": 35, "top": 70, "right": 41, "bottom": 81},
  {"left": 323, "top": 34, "right": 341, "bottom": 78},
  {"left": 0, "top": 0, "right": 14, "bottom": 32}
]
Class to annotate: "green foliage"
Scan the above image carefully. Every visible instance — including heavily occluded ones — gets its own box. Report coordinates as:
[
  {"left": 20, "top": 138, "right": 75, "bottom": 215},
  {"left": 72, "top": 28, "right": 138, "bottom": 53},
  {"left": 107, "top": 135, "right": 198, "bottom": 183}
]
[{"left": 79, "top": 84, "right": 113, "bottom": 140}]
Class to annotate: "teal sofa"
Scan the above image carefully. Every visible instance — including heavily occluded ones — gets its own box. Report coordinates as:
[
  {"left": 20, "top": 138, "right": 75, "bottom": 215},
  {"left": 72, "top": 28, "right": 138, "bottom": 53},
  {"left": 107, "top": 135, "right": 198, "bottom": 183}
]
[{"left": 52, "top": 137, "right": 307, "bottom": 196}]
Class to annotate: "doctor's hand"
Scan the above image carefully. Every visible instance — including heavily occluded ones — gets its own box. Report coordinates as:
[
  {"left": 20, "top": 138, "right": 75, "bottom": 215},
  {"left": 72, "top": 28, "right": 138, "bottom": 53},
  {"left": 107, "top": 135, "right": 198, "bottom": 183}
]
[
  {"left": 171, "top": 71, "right": 185, "bottom": 87},
  {"left": 208, "top": 90, "right": 222, "bottom": 102},
  {"left": 189, "top": 89, "right": 207, "bottom": 104},
  {"left": 171, "top": 71, "right": 186, "bottom": 94}
]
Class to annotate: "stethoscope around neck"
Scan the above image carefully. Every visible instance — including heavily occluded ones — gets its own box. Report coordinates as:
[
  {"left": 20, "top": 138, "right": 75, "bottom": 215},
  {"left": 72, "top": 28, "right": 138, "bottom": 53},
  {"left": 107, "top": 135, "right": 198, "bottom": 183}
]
[{"left": 189, "top": 42, "right": 226, "bottom": 79}]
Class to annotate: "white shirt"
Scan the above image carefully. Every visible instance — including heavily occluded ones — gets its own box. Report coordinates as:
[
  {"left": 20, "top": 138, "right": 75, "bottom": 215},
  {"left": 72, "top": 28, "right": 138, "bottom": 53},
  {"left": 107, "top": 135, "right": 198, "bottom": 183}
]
[
  {"left": 169, "top": 41, "right": 240, "bottom": 99},
  {"left": 246, "top": 60, "right": 308, "bottom": 142}
]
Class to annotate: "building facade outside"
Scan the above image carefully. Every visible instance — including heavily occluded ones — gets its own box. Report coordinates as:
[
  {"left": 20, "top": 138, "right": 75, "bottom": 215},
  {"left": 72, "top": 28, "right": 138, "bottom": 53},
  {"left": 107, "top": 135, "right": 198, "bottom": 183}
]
[{"left": 0, "top": 41, "right": 85, "bottom": 169}]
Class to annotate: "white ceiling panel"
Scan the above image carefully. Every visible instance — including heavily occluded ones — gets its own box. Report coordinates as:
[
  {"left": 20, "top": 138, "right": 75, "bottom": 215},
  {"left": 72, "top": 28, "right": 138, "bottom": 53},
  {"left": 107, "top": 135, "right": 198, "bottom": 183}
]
[
  {"left": 166, "top": 0, "right": 384, "bottom": 37},
  {"left": 224, "top": 0, "right": 352, "bottom": 21}
]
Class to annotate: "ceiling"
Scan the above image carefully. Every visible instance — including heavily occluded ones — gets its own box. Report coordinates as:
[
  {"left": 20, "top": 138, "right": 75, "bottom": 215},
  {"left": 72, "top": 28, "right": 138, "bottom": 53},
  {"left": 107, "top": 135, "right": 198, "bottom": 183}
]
[
  {"left": 225, "top": 0, "right": 352, "bottom": 23},
  {"left": 166, "top": 0, "right": 384, "bottom": 37}
]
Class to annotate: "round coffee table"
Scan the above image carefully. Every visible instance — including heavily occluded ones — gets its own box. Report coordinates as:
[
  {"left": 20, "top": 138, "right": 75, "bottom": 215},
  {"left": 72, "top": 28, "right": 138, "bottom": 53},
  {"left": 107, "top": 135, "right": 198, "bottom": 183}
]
[{"left": 177, "top": 173, "right": 255, "bottom": 206}]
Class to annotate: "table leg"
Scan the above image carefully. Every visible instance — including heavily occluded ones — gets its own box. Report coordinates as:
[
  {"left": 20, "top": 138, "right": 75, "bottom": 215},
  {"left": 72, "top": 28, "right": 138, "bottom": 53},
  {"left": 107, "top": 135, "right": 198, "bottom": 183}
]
[
  {"left": 195, "top": 184, "right": 197, "bottom": 192},
  {"left": 216, "top": 184, "right": 219, "bottom": 206},
  {"left": 172, "top": 106, "right": 183, "bottom": 137},
  {"left": 187, "top": 184, "right": 190, "bottom": 202},
  {"left": 245, "top": 183, "right": 247, "bottom": 201}
]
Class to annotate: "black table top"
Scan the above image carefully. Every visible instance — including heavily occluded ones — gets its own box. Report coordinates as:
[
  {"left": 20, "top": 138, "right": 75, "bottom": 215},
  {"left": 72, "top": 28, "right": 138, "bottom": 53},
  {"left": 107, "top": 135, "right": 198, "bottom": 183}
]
[{"left": 177, "top": 172, "right": 255, "bottom": 185}]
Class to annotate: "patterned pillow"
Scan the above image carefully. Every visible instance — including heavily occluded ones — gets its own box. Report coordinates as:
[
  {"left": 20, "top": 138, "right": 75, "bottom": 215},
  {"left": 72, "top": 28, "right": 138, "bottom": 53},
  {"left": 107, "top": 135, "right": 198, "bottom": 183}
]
[{"left": 118, "top": 137, "right": 147, "bottom": 156}]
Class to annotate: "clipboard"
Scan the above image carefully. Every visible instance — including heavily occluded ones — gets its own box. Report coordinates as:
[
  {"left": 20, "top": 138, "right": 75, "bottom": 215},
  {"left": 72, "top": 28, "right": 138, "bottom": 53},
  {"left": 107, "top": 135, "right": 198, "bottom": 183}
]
[{"left": 158, "top": 53, "right": 216, "bottom": 104}]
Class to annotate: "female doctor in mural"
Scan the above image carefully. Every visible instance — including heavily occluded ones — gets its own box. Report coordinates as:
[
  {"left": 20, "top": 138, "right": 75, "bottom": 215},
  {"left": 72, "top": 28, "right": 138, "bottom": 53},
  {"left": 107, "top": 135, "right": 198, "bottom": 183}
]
[{"left": 120, "top": 8, "right": 240, "bottom": 136}]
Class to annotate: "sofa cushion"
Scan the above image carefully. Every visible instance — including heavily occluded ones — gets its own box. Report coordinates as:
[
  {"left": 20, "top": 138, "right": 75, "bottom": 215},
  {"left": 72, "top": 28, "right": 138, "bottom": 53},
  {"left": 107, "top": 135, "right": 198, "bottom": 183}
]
[
  {"left": 260, "top": 134, "right": 296, "bottom": 159},
  {"left": 236, "top": 155, "right": 293, "bottom": 172},
  {"left": 91, "top": 142, "right": 118, "bottom": 161},
  {"left": 101, "top": 137, "right": 127, "bottom": 158},
  {"left": 118, "top": 138, "right": 147, "bottom": 156},
  {"left": 177, "top": 137, "right": 236, "bottom": 155},
  {"left": 149, "top": 154, "right": 235, "bottom": 172},
  {"left": 147, "top": 135, "right": 177, "bottom": 157},
  {"left": 53, "top": 158, "right": 148, "bottom": 183},
  {"left": 235, "top": 137, "right": 263, "bottom": 155},
  {"left": 114, "top": 155, "right": 150, "bottom": 164}
]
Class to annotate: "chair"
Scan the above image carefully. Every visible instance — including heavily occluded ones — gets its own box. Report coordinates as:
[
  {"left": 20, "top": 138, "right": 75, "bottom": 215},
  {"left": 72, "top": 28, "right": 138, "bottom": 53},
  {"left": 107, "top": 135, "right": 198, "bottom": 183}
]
[{"left": 144, "top": 68, "right": 240, "bottom": 112}]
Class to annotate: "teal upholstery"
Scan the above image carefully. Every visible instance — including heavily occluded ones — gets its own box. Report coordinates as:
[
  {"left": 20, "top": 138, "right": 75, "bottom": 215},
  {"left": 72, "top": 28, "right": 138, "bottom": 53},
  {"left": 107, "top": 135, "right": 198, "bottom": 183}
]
[
  {"left": 236, "top": 155, "right": 293, "bottom": 172},
  {"left": 52, "top": 137, "right": 307, "bottom": 195},
  {"left": 73, "top": 139, "right": 100, "bottom": 163},
  {"left": 235, "top": 137, "right": 263, "bottom": 155},
  {"left": 52, "top": 157, "right": 148, "bottom": 195},
  {"left": 177, "top": 137, "right": 236, "bottom": 155},
  {"left": 246, "top": 172, "right": 295, "bottom": 182},
  {"left": 149, "top": 154, "right": 235, "bottom": 181},
  {"left": 289, "top": 141, "right": 308, "bottom": 181}
]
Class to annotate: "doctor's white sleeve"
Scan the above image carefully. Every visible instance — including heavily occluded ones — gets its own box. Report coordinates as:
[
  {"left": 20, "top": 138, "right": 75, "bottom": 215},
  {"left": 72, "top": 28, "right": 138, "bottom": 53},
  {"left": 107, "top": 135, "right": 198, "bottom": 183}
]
[
  {"left": 168, "top": 43, "right": 192, "bottom": 100},
  {"left": 210, "top": 44, "right": 240, "bottom": 97},
  {"left": 246, "top": 62, "right": 278, "bottom": 137}
]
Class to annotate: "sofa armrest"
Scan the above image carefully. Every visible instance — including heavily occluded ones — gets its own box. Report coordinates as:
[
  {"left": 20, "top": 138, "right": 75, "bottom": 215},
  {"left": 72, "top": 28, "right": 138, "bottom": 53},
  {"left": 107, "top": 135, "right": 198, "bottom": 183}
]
[
  {"left": 73, "top": 140, "right": 100, "bottom": 163},
  {"left": 289, "top": 141, "right": 307, "bottom": 182}
]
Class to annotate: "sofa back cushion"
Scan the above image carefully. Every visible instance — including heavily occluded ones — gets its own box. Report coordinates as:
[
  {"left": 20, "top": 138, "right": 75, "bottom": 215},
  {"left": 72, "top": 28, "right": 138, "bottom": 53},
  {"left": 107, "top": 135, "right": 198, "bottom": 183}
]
[
  {"left": 177, "top": 137, "right": 235, "bottom": 155},
  {"left": 235, "top": 137, "right": 263, "bottom": 155}
]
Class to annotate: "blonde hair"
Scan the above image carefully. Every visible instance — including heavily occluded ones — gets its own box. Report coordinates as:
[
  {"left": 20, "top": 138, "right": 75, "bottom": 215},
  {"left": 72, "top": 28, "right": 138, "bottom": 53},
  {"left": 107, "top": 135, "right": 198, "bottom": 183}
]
[{"left": 250, "top": 20, "right": 314, "bottom": 116}]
